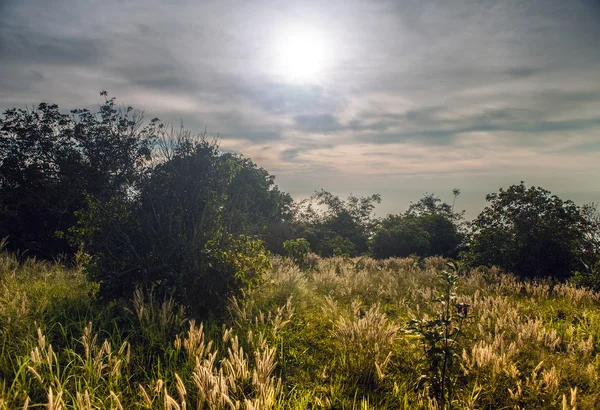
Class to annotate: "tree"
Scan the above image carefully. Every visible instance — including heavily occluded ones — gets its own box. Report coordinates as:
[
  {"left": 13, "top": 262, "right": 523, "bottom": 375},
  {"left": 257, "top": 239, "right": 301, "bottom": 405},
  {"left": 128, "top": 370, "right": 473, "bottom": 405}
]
[
  {"left": 370, "top": 215, "right": 430, "bottom": 259},
  {"left": 370, "top": 192, "right": 463, "bottom": 259},
  {"left": 293, "top": 190, "right": 381, "bottom": 257},
  {"left": 73, "top": 133, "right": 278, "bottom": 317},
  {"left": 221, "top": 154, "right": 293, "bottom": 252},
  {"left": 406, "top": 191, "right": 464, "bottom": 221},
  {"left": 463, "top": 182, "right": 588, "bottom": 279},
  {"left": 0, "top": 94, "right": 156, "bottom": 258},
  {"left": 580, "top": 202, "right": 600, "bottom": 268},
  {"left": 571, "top": 202, "right": 600, "bottom": 290},
  {"left": 417, "top": 213, "right": 463, "bottom": 258}
]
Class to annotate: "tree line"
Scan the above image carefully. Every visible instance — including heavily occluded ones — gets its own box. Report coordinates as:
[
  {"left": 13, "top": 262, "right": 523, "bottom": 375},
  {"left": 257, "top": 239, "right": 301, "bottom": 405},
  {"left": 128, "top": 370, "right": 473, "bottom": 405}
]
[{"left": 1, "top": 94, "right": 599, "bottom": 316}]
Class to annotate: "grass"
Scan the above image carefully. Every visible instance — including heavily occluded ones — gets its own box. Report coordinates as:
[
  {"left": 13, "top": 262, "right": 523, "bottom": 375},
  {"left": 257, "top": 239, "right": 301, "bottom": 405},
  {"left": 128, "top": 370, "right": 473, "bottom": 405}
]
[{"left": 0, "top": 251, "right": 599, "bottom": 409}]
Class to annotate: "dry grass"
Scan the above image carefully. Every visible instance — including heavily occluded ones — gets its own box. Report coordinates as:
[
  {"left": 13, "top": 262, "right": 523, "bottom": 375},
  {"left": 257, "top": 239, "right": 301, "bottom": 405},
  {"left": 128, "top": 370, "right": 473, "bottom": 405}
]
[{"left": 1, "top": 252, "right": 599, "bottom": 408}]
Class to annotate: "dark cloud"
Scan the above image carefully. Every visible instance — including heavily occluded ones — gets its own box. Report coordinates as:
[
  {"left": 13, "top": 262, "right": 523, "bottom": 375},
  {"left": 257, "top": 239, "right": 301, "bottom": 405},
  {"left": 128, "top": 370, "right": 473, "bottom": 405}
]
[
  {"left": 112, "top": 62, "right": 200, "bottom": 93},
  {"left": 280, "top": 148, "right": 301, "bottom": 162},
  {"left": 348, "top": 101, "right": 600, "bottom": 145},
  {"left": 231, "top": 79, "right": 341, "bottom": 116},
  {"left": 1, "top": 0, "right": 600, "bottom": 214},
  {"left": 209, "top": 111, "right": 284, "bottom": 143},
  {"left": 294, "top": 114, "right": 341, "bottom": 133},
  {"left": 0, "top": 25, "right": 107, "bottom": 65},
  {"left": 506, "top": 67, "right": 543, "bottom": 79},
  {"left": 565, "top": 142, "right": 600, "bottom": 153}
]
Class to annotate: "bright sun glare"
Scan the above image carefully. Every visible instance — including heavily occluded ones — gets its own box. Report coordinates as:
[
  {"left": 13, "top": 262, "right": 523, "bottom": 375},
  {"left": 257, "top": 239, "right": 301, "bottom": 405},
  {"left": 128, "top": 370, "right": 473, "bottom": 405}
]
[{"left": 274, "top": 27, "right": 328, "bottom": 82}]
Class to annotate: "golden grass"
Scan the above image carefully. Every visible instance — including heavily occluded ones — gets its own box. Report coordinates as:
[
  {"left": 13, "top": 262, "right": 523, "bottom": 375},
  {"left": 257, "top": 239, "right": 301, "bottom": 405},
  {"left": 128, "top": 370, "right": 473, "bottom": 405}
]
[{"left": 1, "top": 252, "right": 599, "bottom": 408}]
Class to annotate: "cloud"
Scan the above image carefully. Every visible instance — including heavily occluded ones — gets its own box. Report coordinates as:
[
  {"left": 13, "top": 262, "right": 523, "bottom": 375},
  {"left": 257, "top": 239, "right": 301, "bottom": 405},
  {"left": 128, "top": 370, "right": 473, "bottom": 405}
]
[
  {"left": 1, "top": 0, "right": 600, "bottom": 215},
  {"left": 280, "top": 148, "right": 301, "bottom": 162},
  {"left": 294, "top": 114, "right": 341, "bottom": 133}
]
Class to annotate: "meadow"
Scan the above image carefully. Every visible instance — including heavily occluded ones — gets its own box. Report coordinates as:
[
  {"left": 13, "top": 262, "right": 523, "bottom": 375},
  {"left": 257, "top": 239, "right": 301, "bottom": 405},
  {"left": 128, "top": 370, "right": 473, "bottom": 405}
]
[{"left": 1, "top": 251, "right": 599, "bottom": 409}]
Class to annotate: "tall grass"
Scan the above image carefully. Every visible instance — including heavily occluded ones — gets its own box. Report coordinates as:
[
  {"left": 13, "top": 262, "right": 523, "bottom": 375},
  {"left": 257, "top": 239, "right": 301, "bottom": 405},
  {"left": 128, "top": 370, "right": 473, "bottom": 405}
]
[{"left": 1, "top": 251, "right": 599, "bottom": 408}]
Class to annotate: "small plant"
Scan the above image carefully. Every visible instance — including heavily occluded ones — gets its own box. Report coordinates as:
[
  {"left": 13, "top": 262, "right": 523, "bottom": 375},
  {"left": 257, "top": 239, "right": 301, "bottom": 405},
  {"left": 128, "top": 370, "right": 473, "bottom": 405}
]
[
  {"left": 283, "top": 238, "right": 311, "bottom": 269},
  {"left": 571, "top": 261, "right": 600, "bottom": 292},
  {"left": 406, "top": 261, "right": 471, "bottom": 408}
]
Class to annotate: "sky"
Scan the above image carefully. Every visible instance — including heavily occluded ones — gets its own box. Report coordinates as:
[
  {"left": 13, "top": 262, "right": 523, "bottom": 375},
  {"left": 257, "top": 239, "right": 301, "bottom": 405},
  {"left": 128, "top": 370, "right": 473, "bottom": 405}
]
[{"left": 1, "top": 0, "right": 599, "bottom": 219}]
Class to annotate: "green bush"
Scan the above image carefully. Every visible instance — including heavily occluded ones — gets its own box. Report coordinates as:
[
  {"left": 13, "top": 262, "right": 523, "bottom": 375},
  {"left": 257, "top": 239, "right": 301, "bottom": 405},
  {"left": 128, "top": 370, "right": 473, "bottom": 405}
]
[
  {"left": 73, "top": 135, "right": 275, "bottom": 318},
  {"left": 370, "top": 192, "right": 464, "bottom": 259},
  {"left": 370, "top": 215, "right": 430, "bottom": 259},
  {"left": 283, "top": 238, "right": 311, "bottom": 268},
  {"left": 571, "top": 261, "right": 600, "bottom": 292}
]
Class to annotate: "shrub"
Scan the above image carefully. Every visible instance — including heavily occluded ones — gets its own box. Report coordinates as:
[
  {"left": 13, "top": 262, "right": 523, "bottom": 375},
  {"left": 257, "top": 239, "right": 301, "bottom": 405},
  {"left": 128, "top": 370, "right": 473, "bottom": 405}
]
[
  {"left": 571, "top": 261, "right": 600, "bottom": 292},
  {"left": 406, "top": 262, "right": 471, "bottom": 407},
  {"left": 74, "top": 135, "right": 274, "bottom": 318},
  {"left": 283, "top": 238, "right": 311, "bottom": 269}
]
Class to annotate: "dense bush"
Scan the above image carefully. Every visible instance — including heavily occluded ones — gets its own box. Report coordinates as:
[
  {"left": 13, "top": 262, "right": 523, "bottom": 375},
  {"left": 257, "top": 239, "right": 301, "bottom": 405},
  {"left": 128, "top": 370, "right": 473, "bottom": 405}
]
[
  {"left": 572, "top": 261, "right": 600, "bottom": 292},
  {"left": 370, "top": 215, "right": 430, "bottom": 258},
  {"left": 73, "top": 134, "right": 277, "bottom": 317},
  {"left": 283, "top": 238, "right": 311, "bottom": 268},
  {"left": 371, "top": 193, "right": 464, "bottom": 259}
]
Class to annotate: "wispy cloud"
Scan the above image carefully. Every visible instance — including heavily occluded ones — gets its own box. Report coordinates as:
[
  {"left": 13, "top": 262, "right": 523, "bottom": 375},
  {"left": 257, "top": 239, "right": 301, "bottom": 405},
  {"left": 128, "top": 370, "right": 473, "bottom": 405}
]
[{"left": 1, "top": 0, "right": 599, "bottom": 215}]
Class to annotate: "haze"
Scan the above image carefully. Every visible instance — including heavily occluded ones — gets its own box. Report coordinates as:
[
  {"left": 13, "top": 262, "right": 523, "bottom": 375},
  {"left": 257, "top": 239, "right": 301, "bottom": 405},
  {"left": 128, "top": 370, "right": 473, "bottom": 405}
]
[{"left": 1, "top": 0, "right": 599, "bottom": 218}]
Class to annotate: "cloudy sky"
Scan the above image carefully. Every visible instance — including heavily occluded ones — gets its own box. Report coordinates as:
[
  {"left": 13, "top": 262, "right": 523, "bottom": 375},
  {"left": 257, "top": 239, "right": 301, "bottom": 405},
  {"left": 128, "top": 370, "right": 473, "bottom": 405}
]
[{"left": 1, "top": 0, "right": 599, "bottom": 218}]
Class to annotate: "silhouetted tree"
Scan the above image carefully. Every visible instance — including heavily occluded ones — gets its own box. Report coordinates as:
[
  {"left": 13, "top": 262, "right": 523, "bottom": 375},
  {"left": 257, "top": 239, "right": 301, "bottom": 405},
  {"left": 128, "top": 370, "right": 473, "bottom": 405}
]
[
  {"left": 406, "top": 192, "right": 464, "bottom": 221},
  {"left": 371, "top": 192, "right": 463, "bottom": 259},
  {"left": 0, "top": 94, "right": 156, "bottom": 258},
  {"left": 293, "top": 190, "right": 381, "bottom": 256}
]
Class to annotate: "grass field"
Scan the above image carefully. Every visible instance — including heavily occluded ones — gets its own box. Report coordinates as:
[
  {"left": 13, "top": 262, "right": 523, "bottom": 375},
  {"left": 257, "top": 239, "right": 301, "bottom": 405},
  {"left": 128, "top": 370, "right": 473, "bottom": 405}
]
[{"left": 1, "top": 251, "right": 599, "bottom": 409}]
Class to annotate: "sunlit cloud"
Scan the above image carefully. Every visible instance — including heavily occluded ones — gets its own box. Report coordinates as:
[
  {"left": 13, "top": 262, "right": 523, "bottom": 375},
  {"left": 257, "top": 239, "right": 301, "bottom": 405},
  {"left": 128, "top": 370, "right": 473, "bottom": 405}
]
[{"left": 1, "top": 0, "right": 599, "bottom": 217}]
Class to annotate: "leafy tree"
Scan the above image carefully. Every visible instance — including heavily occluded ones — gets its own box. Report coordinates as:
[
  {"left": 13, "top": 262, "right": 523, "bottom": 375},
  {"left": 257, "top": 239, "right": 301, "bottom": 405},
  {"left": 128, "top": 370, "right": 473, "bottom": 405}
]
[
  {"left": 406, "top": 191, "right": 464, "bottom": 221},
  {"left": 73, "top": 133, "right": 277, "bottom": 317},
  {"left": 370, "top": 215, "right": 430, "bottom": 259},
  {"left": 221, "top": 154, "right": 293, "bottom": 253},
  {"left": 571, "top": 203, "right": 600, "bottom": 290},
  {"left": 417, "top": 213, "right": 463, "bottom": 258},
  {"left": 293, "top": 190, "right": 381, "bottom": 257},
  {"left": 0, "top": 94, "right": 156, "bottom": 258},
  {"left": 371, "top": 192, "right": 464, "bottom": 259},
  {"left": 283, "top": 238, "right": 311, "bottom": 269},
  {"left": 463, "top": 182, "right": 588, "bottom": 279},
  {"left": 580, "top": 202, "right": 600, "bottom": 269}
]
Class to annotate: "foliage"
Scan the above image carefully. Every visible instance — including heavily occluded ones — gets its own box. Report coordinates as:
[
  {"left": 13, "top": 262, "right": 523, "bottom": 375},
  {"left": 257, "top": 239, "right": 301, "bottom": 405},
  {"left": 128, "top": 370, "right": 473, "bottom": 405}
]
[
  {"left": 463, "top": 182, "right": 589, "bottom": 279},
  {"left": 221, "top": 154, "right": 293, "bottom": 240},
  {"left": 283, "top": 238, "right": 312, "bottom": 269},
  {"left": 418, "top": 213, "right": 464, "bottom": 258},
  {"left": 580, "top": 202, "right": 600, "bottom": 269},
  {"left": 370, "top": 215, "right": 430, "bottom": 258},
  {"left": 406, "top": 191, "right": 464, "bottom": 221},
  {"left": 73, "top": 133, "right": 273, "bottom": 317},
  {"left": 0, "top": 94, "right": 157, "bottom": 258},
  {"left": 571, "top": 261, "right": 600, "bottom": 292},
  {"left": 293, "top": 190, "right": 381, "bottom": 257},
  {"left": 406, "top": 262, "right": 471, "bottom": 408},
  {"left": 371, "top": 193, "right": 464, "bottom": 259}
]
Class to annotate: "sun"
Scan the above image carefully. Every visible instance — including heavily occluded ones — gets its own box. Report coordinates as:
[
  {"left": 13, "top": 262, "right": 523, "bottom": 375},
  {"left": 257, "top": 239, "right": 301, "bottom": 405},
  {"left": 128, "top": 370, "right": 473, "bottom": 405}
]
[{"left": 273, "top": 27, "right": 329, "bottom": 82}]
